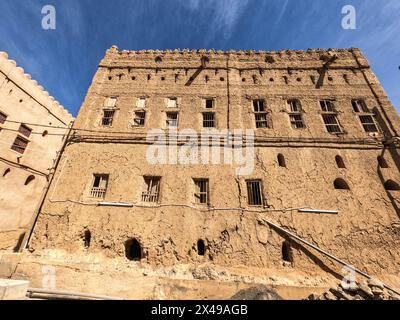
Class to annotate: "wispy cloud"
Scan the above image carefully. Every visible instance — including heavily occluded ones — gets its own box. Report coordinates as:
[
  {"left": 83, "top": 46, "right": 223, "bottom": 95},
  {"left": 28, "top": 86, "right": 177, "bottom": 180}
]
[
  {"left": 180, "top": 0, "right": 250, "bottom": 41},
  {"left": 0, "top": 0, "right": 398, "bottom": 114},
  {"left": 272, "top": 0, "right": 289, "bottom": 29}
]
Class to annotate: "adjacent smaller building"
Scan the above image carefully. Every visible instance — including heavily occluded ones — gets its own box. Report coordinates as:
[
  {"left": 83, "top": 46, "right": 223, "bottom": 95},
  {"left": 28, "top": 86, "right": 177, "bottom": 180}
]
[{"left": 0, "top": 51, "right": 74, "bottom": 251}]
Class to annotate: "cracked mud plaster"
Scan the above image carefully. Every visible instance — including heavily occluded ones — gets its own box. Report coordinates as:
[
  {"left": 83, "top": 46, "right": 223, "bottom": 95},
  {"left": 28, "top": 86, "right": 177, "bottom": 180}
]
[{"left": 28, "top": 48, "right": 400, "bottom": 277}]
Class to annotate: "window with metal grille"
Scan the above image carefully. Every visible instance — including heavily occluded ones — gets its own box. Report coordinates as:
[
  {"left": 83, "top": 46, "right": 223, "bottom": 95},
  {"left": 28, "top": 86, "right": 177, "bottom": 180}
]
[
  {"left": 18, "top": 124, "right": 32, "bottom": 137},
  {"left": 194, "top": 179, "right": 209, "bottom": 204},
  {"left": 253, "top": 100, "right": 265, "bottom": 112},
  {"left": 167, "top": 98, "right": 178, "bottom": 108},
  {"left": 246, "top": 180, "right": 263, "bottom": 206},
  {"left": 102, "top": 110, "right": 115, "bottom": 126},
  {"left": 142, "top": 177, "right": 161, "bottom": 203},
  {"left": 322, "top": 114, "right": 342, "bottom": 133},
  {"left": 287, "top": 100, "right": 304, "bottom": 129},
  {"left": 203, "top": 112, "right": 215, "bottom": 128},
  {"left": 289, "top": 114, "right": 304, "bottom": 129},
  {"left": 136, "top": 97, "right": 146, "bottom": 109},
  {"left": 288, "top": 100, "right": 301, "bottom": 113},
  {"left": 205, "top": 99, "right": 214, "bottom": 109},
  {"left": 255, "top": 113, "right": 269, "bottom": 128},
  {"left": 133, "top": 111, "right": 146, "bottom": 126},
  {"left": 0, "top": 111, "right": 7, "bottom": 124},
  {"left": 253, "top": 100, "right": 269, "bottom": 128},
  {"left": 11, "top": 136, "right": 28, "bottom": 154},
  {"left": 104, "top": 97, "right": 117, "bottom": 108},
  {"left": 351, "top": 99, "right": 369, "bottom": 113},
  {"left": 320, "top": 100, "right": 335, "bottom": 112},
  {"left": 90, "top": 174, "right": 108, "bottom": 198},
  {"left": 166, "top": 112, "right": 178, "bottom": 128},
  {"left": 359, "top": 115, "right": 378, "bottom": 132}
]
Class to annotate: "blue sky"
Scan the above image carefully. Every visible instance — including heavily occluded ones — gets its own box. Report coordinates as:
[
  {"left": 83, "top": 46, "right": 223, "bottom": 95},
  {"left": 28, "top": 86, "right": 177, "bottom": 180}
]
[{"left": 0, "top": 0, "right": 399, "bottom": 116}]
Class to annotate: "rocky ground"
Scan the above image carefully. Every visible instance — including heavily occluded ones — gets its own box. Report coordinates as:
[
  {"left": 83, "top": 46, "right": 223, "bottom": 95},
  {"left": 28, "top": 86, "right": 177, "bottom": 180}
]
[{"left": 307, "top": 278, "right": 400, "bottom": 300}]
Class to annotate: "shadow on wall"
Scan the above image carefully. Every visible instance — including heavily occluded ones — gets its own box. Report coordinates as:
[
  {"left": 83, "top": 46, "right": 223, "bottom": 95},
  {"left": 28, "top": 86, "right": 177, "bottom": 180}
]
[
  {"left": 13, "top": 232, "right": 25, "bottom": 252},
  {"left": 373, "top": 107, "right": 400, "bottom": 220},
  {"left": 271, "top": 228, "right": 343, "bottom": 281}
]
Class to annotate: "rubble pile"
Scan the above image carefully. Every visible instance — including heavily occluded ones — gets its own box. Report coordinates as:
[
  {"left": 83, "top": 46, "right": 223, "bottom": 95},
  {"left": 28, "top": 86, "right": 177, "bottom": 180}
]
[{"left": 307, "top": 278, "right": 400, "bottom": 300}]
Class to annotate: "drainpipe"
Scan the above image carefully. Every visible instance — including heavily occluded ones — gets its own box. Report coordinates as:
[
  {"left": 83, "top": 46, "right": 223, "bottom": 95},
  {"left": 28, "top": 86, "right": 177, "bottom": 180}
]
[{"left": 19, "top": 120, "right": 75, "bottom": 252}]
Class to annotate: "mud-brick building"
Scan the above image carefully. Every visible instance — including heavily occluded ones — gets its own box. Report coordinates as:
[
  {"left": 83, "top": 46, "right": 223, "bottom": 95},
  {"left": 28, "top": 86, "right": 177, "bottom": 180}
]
[
  {"left": 0, "top": 52, "right": 73, "bottom": 251},
  {"left": 29, "top": 46, "right": 400, "bottom": 279}
]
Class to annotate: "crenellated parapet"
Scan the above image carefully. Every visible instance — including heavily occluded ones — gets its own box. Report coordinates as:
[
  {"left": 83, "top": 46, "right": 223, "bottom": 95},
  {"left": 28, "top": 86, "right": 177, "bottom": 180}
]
[
  {"left": 0, "top": 51, "right": 73, "bottom": 123},
  {"left": 99, "top": 46, "right": 370, "bottom": 71}
]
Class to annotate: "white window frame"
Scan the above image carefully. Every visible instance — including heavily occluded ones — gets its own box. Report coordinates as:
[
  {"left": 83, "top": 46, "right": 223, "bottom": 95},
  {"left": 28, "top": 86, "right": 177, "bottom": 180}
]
[{"left": 167, "top": 97, "right": 178, "bottom": 109}]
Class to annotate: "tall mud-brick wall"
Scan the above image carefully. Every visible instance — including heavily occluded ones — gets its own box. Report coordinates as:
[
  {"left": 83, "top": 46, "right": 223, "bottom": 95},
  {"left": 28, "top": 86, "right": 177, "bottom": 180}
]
[
  {"left": 29, "top": 47, "right": 400, "bottom": 277},
  {"left": 0, "top": 51, "right": 73, "bottom": 251}
]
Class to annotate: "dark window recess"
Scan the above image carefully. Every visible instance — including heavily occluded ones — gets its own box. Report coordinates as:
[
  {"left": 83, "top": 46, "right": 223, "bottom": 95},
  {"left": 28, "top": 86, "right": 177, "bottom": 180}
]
[
  {"left": 359, "top": 115, "right": 378, "bottom": 133},
  {"left": 334, "top": 178, "right": 350, "bottom": 190},
  {"left": 197, "top": 239, "right": 206, "bottom": 256},
  {"left": 83, "top": 229, "right": 91, "bottom": 248},
  {"left": 142, "top": 177, "right": 161, "bottom": 202},
  {"left": 322, "top": 114, "right": 342, "bottom": 133},
  {"left": 194, "top": 179, "right": 209, "bottom": 204},
  {"left": 320, "top": 100, "right": 335, "bottom": 112},
  {"left": 205, "top": 99, "right": 214, "bottom": 109},
  {"left": 282, "top": 241, "right": 292, "bottom": 262},
  {"left": 24, "top": 175, "right": 35, "bottom": 185},
  {"left": 18, "top": 124, "right": 32, "bottom": 137},
  {"left": 247, "top": 180, "right": 263, "bottom": 206},
  {"left": 166, "top": 112, "right": 178, "bottom": 127},
  {"left": 352, "top": 99, "right": 369, "bottom": 113},
  {"left": 384, "top": 180, "right": 400, "bottom": 191},
  {"left": 90, "top": 174, "right": 108, "bottom": 198},
  {"left": 3, "top": 168, "right": 11, "bottom": 177},
  {"left": 0, "top": 111, "right": 7, "bottom": 124},
  {"left": 203, "top": 113, "right": 215, "bottom": 128},
  {"left": 133, "top": 111, "right": 146, "bottom": 126},
  {"left": 11, "top": 136, "right": 29, "bottom": 154},
  {"left": 277, "top": 154, "right": 286, "bottom": 167},
  {"left": 377, "top": 156, "right": 389, "bottom": 169},
  {"left": 335, "top": 155, "right": 346, "bottom": 169},
  {"left": 125, "top": 238, "right": 142, "bottom": 261},
  {"left": 102, "top": 110, "right": 115, "bottom": 126}
]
